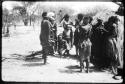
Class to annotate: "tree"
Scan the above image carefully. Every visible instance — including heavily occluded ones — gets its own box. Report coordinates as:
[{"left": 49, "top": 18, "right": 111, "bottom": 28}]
[
  {"left": 12, "top": 2, "right": 36, "bottom": 26},
  {"left": 13, "top": 5, "right": 28, "bottom": 26},
  {"left": 2, "top": 8, "right": 14, "bottom": 36},
  {"left": 2, "top": 8, "right": 9, "bottom": 34}
]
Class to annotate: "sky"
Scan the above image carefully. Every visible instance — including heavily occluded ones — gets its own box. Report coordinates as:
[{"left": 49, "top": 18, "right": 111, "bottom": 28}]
[
  {"left": 2, "top": 1, "right": 23, "bottom": 10},
  {"left": 2, "top": 1, "right": 119, "bottom": 14}
]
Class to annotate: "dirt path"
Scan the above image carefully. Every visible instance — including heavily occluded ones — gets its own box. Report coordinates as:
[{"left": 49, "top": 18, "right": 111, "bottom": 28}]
[{"left": 2, "top": 26, "right": 123, "bottom": 83}]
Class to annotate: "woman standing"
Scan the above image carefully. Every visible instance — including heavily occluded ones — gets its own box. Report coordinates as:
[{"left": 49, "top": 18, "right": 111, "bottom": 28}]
[{"left": 61, "top": 14, "right": 73, "bottom": 56}]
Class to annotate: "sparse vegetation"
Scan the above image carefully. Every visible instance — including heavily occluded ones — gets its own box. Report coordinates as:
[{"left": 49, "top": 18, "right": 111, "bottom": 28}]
[{"left": 2, "top": 1, "right": 123, "bottom": 37}]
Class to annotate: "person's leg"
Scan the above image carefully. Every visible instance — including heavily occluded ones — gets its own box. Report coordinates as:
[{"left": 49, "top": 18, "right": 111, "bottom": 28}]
[
  {"left": 112, "top": 68, "right": 123, "bottom": 80},
  {"left": 112, "top": 58, "right": 123, "bottom": 80},
  {"left": 86, "top": 58, "right": 90, "bottom": 73},
  {"left": 63, "top": 38, "right": 69, "bottom": 56},
  {"left": 67, "top": 38, "right": 71, "bottom": 55},
  {"left": 43, "top": 54, "right": 47, "bottom": 64},
  {"left": 76, "top": 46, "right": 78, "bottom": 56},
  {"left": 42, "top": 48, "right": 47, "bottom": 64},
  {"left": 55, "top": 35, "right": 58, "bottom": 52},
  {"left": 117, "top": 68, "right": 123, "bottom": 79},
  {"left": 42, "top": 46, "right": 49, "bottom": 64},
  {"left": 80, "top": 58, "right": 84, "bottom": 72},
  {"left": 54, "top": 40, "right": 57, "bottom": 53}
]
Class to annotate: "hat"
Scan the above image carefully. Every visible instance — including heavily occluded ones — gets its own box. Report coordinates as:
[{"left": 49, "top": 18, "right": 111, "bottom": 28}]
[{"left": 47, "top": 12, "right": 55, "bottom": 20}]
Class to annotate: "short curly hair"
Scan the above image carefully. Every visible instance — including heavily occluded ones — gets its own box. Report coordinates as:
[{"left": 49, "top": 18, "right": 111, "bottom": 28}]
[
  {"left": 108, "top": 16, "right": 119, "bottom": 23},
  {"left": 63, "top": 14, "right": 69, "bottom": 19},
  {"left": 83, "top": 16, "right": 93, "bottom": 23},
  {"left": 77, "top": 13, "right": 83, "bottom": 20},
  {"left": 42, "top": 12, "right": 47, "bottom": 18}
]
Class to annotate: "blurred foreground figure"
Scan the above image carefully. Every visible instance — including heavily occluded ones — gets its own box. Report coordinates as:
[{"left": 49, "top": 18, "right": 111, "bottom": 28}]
[
  {"left": 103, "top": 16, "right": 120, "bottom": 76},
  {"left": 91, "top": 18, "right": 107, "bottom": 68},
  {"left": 112, "top": 6, "right": 124, "bottom": 80}
]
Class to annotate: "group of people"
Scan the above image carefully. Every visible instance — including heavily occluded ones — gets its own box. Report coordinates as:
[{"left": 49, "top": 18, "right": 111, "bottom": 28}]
[{"left": 39, "top": 11, "right": 123, "bottom": 79}]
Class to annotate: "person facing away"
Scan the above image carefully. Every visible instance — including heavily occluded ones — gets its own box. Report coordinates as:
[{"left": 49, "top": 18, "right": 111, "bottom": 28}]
[
  {"left": 74, "top": 13, "right": 84, "bottom": 56},
  {"left": 39, "top": 12, "right": 55, "bottom": 64},
  {"left": 103, "top": 16, "right": 120, "bottom": 75}
]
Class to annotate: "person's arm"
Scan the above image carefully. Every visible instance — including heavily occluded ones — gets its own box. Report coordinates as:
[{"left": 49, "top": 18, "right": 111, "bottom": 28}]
[
  {"left": 70, "top": 30, "right": 73, "bottom": 47},
  {"left": 75, "top": 20, "right": 79, "bottom": 28},
  {"left": 54, "top": 23, "right": 57, "bottom": 32},
  {"left": 63, "top": 21, "right": 67, "bottom": 30},
  {"left": 88, "top": 25, "right": 92, "bottom": 39},
  {"left": 55, "top": 23, "right": 57, "bottom": 36},
  {"left": 112, "top": 23, "right": 118, "bottom": 38}
]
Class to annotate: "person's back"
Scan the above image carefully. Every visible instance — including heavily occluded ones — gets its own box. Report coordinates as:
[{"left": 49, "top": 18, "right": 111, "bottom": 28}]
[
  {"left": 74, "top": 14, "right": 84, "bottom": 57},
  {"left": 40, "top": 19, "right": 51, "bottom": 46},
  {"left": 39, "top": 12, "right": 53, "bottom": 64}
]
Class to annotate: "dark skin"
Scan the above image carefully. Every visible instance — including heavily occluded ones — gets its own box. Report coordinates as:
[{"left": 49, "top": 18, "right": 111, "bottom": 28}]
[
  {"left": 65, "top": 17, "right": 69, "bottom": 22},
  {"left": 83, "top": 18, "right": 90, "bottom": 26},
  {"left": 74, "top": 16, "right": 83, "bottom": 57},
  {"left": 63, "top": 17, "right": 73, "bottom": 56}
]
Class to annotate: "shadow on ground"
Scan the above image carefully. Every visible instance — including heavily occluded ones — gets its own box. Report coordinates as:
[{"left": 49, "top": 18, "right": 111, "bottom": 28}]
[
  {"left": 22, "top": 62, "right": 45, "bottom": 67},
  {"left": 58, "top": 65, "right": 81, "bottom": 74},
  {"left": 9, "top": 50, "right": 78, "bottom": 62},
  {"left": 9, "top": 50, "right": 43, "bottom": 60},
  {"left": 49, "top": 54, "right": 79, "bottom": 61},
  {"left": 58, "top": 65, "right": 106, "bottom": 74},
  {"left": 9, "top": 51, "right": 46, "bottom": 67}
]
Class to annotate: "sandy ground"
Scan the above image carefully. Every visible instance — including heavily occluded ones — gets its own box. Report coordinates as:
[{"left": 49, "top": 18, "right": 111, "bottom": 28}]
[{"left": 2, "top": 25, "right": 123, "bottom": 83}]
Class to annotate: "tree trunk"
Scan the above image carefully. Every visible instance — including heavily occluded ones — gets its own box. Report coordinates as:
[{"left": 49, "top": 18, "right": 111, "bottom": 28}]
[
  {"left": 6, "top": 26, "right": 9, "bottom": 34},
  {"left": 2, "top": 24, "right": 6, "bottom": 34},
  {"left": 30, "top": 16, "right": 31, "bottom": 26},
  {"left": 4, "top": 23, "right": 10, "bottom": 37}
]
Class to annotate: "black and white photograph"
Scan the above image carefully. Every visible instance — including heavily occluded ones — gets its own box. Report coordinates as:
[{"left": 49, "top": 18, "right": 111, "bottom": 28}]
[{"left": 2, "top": 0, "right": 124, "bottom": 83}]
